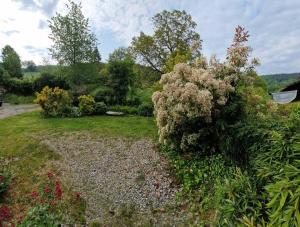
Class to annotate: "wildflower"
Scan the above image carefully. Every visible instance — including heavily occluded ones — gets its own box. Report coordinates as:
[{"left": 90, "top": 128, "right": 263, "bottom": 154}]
[
  {"left": 44, "top": 186, "right": 51, "bottom": 194},
  {"left": 0, "top": 205, "right": 11, "bottom": 221},
  {"left": 55, "top": 181, "right": 62, "bottom": 199},
  {"left": 74, "top": 192, "right": 81, "bottom": 200},
  {"left": 30, "top": 191, "right": 39, "bottom": 199},
  {"left": 47, "top": 171, "right": 54, "bottom": 179}
]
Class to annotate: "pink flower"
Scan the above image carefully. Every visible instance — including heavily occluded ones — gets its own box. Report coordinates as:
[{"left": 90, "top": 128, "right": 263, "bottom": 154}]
[
  {"left": 74, "top": 192, "right": 81, "bottom": 200},
  {"left": 47, "top": 171, "right": 54, "bottom": 179},
  {"left": 44, "top": 186, "right": 51, "bottom": 194},
  {"left": 30, "top": 191, "right": 39, "bottom": 199},
  {"left": 55, "top": 181, "right": 62, "bottom": 199},
  {"left": 0, "top": 205, "right": 11, "bottom": 221}
]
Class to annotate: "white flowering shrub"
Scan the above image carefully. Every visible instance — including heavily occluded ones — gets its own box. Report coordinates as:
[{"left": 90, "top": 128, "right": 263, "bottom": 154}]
[{"left": 152, "top": 26, "right": 259, "bottom": 153}]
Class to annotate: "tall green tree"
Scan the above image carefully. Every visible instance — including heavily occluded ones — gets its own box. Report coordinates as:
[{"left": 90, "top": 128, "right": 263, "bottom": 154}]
[
  {"left": 108, "top": 47, "right": 132, "bottom": 62},
  {"left": 48, "top": 0, "right": 98, "bottom": 65},
  {"left": 107, "top": 58, "right": 135, "bottom": 104},
  {"left": 1, "top": 45, "right": 22, "bottom": 78},
  {"left": 131, "top": 10, "right": 202, "bottom": 73}
]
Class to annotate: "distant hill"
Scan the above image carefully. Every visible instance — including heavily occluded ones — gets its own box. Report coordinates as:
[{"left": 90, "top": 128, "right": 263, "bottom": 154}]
[{"left": 261, "top": 73, "right": 300, "bottom": 92}]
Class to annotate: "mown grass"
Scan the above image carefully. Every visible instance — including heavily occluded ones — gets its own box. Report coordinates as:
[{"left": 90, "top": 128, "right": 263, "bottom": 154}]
[{"left": 0, "top": 111, "right": 157, "bottom": 223}]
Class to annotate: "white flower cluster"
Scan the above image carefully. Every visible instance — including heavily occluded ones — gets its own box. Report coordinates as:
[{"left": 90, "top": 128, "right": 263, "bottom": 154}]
[
  {"left": 152, "top": 26, "right": 258, "bottom": 149},
  {"left": 152, "top": 63, "right": 234, "bottom": 144}
]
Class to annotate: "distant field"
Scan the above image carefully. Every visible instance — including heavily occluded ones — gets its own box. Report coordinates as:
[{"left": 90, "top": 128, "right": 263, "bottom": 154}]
[{"left": 23, "top": 71, "right": 40, "bottom": 79}]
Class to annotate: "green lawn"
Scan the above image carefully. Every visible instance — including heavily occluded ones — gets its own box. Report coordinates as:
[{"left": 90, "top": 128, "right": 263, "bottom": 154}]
[{"left": 0, "top": 111, "right": 157, "bottom": 222}]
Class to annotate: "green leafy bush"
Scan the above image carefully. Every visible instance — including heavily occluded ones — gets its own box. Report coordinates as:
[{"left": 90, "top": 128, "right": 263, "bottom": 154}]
[
  {"left": 34, "top": 86, "right": 71, "bottom": 117},
  {"left": 68, "top": 106, "right": 82, "bottom": 118},
  {"left": 34, "top": 73, "right": 69, "bottom": 92},
  {"left": 215, "top": 169, "right": 264, "bottom": 225},
  {"left": 19, "top": 205, "right": 63, "bottom": 227},
  {"left": 90, "top": 86, "right": 114, "bottom": 104},
  {"left": 137, "top": 103, "right": 153, "bottom": 116},
  {"left": 94, "top": 102, "right": 107, "bottom": 115},
  {"left": 0, "top": 168, "right": 10, "bottom": 196},
  {"left": 78, "top": 95, "right": 95, "bottom": 115},
  {"left": 3, "top": 77, "right": 34, "bottom": 95}
]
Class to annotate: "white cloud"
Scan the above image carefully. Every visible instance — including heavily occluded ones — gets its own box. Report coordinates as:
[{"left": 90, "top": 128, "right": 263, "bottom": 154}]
[
  {"left": 0, "top": 0, "right": 299, "bottom": 74},
  {"left": 0, "top": 0, "right": 51, "bottom": 64}
]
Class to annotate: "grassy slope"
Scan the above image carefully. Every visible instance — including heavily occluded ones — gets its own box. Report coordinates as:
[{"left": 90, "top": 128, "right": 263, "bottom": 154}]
[
  {"left": 0, "top": 111, "right": 157, "bottom": 222},
  {"left": 261, "top": 72, "right": 299, "bottom": 91}
]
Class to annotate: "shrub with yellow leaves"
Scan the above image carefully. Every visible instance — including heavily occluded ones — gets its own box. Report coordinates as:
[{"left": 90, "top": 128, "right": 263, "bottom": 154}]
[
  {"left": 34, "top": 86, "right": 71, "bottom": 117},
  {"left": 78, "top": 95, "right": 95, "bottom": 115}
]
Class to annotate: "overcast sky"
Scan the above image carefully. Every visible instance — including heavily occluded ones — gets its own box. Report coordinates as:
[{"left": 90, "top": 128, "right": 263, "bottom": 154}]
[{"left": 0, "top": 0, "right": 299, "bottom": 75}]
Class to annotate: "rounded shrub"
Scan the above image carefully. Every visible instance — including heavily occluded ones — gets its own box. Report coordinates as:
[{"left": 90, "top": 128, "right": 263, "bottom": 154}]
[
  {"left": 34, "top": 86, "right": 71, "bottom": 117},
  {"left": 137, "top": 103, "right": 153, "bottom": 116},
  {"left": 78, "top": 95, "right": 95, "bottom": 115},
  {"left": 68, "top": 106, "right": 82, "bottom": 118},
  {"left": 94, "top": 102, "right": 107, "bottom": 115}
]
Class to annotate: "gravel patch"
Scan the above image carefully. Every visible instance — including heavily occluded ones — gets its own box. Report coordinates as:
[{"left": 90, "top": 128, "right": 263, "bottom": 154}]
[
  {"left": 42, "top": 133, "right": 186, "bottom": 225},
  {"left": 0, "top": 103, "right": 40, "bottom": 119}
]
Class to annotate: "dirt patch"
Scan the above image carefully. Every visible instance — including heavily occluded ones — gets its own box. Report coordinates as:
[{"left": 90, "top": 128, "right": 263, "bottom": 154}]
[
  {"left": 0, "top": 103, "right": 40, "bottom": 119},
  {"left": 42, "top": 133, "right": 186, "bottom": 225}
]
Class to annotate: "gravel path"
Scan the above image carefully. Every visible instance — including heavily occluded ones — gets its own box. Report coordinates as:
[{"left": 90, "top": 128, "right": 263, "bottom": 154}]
[
  {"left": 42, "top": 133, "right": 186, "bottom": 226},
  {"left": 0, "top": 103, "right": 40, "bottom": 119}
]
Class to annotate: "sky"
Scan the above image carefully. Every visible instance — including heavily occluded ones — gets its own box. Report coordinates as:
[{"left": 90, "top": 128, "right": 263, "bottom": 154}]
[{"left": 0, "top": 0, "right": 299, "bottom": 75}]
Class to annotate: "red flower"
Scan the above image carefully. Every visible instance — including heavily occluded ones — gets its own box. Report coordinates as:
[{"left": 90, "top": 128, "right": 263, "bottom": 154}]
[
  {"left": 74, "top": 192, "right": 81, "bottom": 200},
  {"left": 55, "top": 181, "right": 62, "bottom": 199},
  {"left": 0, "top": 205, "right": 11, "bottom": 221},
  {"left": 47, "top": 171, "right": 54, "bottom": 179},
  {"left": 0, "top": 175, "right": 4, "bottom": 183},
  {"left": 44, "top": 186, "right": 51, "bottom": 194},
  {"left": 30, "top": 191, "right": 39, "bottom": 199}
]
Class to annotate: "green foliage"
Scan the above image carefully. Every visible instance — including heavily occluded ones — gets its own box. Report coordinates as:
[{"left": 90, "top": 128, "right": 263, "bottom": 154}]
[
  {"left": 3, "top": 94, "right": 34, "bottom": 104},
  {"left": 34, "top": 73, "right": 69, "bottom": 92},
  {"left": 48, "top": 0, "right": 98, "bottom": 65},
  {"left": 163, "top": 49, "right": 192, "bottom": 73},
  {"left": 66, "top": 63, "right": 100, "bottom": 85},
  {"left": 90, "top": 86, "right": 114, "bottom": 104},
  {"left": 94, "top": 102, "right": 107, "bottom": 115},
  {"left": 89, "top": 220, "right": 101, "bottom": 227},
  {"left": 215, "top": 169, "right": 264, "bottom": 225},
  {"left": 109, "top": 105, "right": 138, "bottom": 115},
  {"left": 78, "top": 95, "right": 95, "bottom": 115},
  {"left": 0, "top": 66, "right": 10, "bottom": 85},
  {"left": 109, "top": 47, "right": 133, "bottom": 62},
  {"left": 19, "top": 205, "right": 63, "bottom": 227},
  {"left": 34, "top": 86, "right": 71, "bottom": 117},
  {"left": 0, "top": 165, "right": 10, "bottom": 196},
  {"left": 262, "top": 72, "right": 299, "bottom": 92},
  {"left": 1, "top": 45, "right": 22, "bottom": 78},
  {"left": 137, "top": 103, "right": 153, "bottom": 116},
  {"left": 131, "top": 10, "right": 201, "bottom": 73},
  {"left": 107, "top": 59, "right": 135, "bottom": 104},
  {"left": 67, "top": 106, "right": 82, "bottom": 118},
  {"left": 3, "top": 77, "right": 34, "bottom": 95}
]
